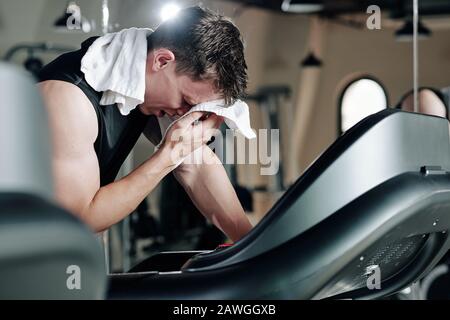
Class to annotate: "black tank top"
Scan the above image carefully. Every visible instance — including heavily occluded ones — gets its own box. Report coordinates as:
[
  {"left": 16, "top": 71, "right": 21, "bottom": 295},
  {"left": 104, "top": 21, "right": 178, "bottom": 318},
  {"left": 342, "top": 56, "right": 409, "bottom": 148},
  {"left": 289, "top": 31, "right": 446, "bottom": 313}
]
[{"left": 38, "top": 37, "right": 150, "bottom": 186}]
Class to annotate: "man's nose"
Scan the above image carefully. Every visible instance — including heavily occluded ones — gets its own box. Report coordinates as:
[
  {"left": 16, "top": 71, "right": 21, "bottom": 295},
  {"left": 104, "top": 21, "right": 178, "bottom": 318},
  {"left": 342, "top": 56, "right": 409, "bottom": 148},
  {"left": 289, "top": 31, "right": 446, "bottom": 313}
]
[
  {"left": 177, "top": 106, "right": 191, "bottom": 116},
  {"left": 161, "top": 109, "right": 176, "bottom": 117}
]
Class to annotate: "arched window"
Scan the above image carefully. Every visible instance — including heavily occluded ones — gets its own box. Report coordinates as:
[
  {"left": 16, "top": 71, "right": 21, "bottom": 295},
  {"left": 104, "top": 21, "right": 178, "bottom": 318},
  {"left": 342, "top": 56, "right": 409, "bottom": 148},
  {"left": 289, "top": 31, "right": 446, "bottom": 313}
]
[{"left": 339, "top": 77, "right": 388, "bottom": 133}]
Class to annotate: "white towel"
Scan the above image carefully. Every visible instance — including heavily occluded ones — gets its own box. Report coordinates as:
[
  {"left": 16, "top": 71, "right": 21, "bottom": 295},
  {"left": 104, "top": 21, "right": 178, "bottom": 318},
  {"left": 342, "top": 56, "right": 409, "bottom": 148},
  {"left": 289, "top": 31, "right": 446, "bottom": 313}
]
[
  {"left": 155, "top": 99, "right": 256, "bottom": 167},
  {"left": 156, "top": 99, "right": 256, "bottom": 148},
  {"left": 80, "top": 27, "right": 152, "bottom": 115}
]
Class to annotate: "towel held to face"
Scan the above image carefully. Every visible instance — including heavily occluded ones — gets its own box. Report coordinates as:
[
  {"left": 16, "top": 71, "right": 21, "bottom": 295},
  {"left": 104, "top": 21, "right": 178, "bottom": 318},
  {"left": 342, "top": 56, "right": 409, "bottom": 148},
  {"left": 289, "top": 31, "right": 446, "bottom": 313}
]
[
  {"left": 155, "top": 99, "right": 256, "bottom": 167},
  {"left": 156, "top": 99, "right": 256, "bottom": 147}
]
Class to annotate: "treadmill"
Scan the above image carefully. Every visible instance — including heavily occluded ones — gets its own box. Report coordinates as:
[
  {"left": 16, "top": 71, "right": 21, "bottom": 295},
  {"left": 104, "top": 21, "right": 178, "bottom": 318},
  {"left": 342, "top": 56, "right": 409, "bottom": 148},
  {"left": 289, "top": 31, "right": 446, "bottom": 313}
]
[{"left": 1, "top": 63, "right": 450, "bottom": 299}]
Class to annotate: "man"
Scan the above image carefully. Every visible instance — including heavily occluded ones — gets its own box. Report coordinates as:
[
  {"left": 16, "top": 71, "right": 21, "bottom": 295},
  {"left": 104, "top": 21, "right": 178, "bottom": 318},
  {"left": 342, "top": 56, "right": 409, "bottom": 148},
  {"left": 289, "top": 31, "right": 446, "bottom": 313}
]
[{"left": 37, "top": 6, "right": 253, "bottom": 242}]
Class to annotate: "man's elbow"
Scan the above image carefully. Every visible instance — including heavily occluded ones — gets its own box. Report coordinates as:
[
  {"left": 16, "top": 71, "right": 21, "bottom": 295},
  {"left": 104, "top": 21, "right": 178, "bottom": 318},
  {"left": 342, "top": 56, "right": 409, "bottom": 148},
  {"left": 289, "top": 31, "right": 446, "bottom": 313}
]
[
  {"left": 78, "top": 209, "right": 109, "bottom": 233},
  {"left": 56, "top": 197, "right": 107, "bottom": 233}
]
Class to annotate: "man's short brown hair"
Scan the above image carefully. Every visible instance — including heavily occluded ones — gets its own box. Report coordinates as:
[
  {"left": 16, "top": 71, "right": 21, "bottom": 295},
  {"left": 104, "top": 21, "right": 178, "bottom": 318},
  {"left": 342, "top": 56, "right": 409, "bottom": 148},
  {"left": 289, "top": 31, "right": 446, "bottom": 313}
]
[{"left": 148, "top": 6, "right": 248, "bottom": 105}]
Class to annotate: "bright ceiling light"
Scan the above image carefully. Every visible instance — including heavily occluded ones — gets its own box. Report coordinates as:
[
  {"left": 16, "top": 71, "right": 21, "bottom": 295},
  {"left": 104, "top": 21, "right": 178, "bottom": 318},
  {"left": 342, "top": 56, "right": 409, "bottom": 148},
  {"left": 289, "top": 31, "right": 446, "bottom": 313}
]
[
  {"left": 281, "top": 0, "right": 324, "bottom": 13},
  {"left": 160, "top": 3, "right": 181, "bottom": 22}
]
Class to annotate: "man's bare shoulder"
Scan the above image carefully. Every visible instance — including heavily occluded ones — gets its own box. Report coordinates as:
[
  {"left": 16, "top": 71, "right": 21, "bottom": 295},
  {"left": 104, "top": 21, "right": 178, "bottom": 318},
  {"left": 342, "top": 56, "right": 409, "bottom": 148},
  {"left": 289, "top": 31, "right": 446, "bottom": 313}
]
[{"left": 37, "top": 80, "right": 98, "bottom": 145}]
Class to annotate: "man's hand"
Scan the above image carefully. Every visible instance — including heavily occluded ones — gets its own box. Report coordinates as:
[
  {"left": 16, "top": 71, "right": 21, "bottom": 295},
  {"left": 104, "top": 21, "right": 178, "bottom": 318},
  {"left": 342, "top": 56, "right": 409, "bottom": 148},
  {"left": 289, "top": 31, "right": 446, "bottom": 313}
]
[
  {"left": 143, "top": 112, "right": 253, "bottom": 241},
  {"left": 159, "top": 112, "right": 223, "bottom": 167}
]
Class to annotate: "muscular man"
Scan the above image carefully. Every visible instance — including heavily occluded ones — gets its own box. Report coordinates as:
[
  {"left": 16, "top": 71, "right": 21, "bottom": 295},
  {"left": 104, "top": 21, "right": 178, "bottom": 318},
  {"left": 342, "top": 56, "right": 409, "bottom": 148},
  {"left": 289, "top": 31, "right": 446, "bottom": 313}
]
[{"left": 37, "top": 7, "right": 253, "bottom": 242}]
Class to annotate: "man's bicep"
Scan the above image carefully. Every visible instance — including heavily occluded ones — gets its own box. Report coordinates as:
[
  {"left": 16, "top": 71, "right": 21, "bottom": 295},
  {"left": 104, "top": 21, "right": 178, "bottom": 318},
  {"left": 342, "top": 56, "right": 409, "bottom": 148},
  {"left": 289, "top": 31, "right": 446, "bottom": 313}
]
[
  {"left": 53, "top": 149, "right": 100, "bottom": 216},
  {"left": 38, "top": 80, "right": 100, "bottom": 215}
]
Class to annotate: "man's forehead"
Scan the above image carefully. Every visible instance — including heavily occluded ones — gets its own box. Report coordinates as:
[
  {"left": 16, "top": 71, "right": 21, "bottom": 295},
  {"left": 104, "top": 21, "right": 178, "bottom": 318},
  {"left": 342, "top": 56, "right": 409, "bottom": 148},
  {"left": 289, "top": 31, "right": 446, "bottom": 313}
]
[{"left": 182, "top": 78, "right": 221, "bottom": 103}]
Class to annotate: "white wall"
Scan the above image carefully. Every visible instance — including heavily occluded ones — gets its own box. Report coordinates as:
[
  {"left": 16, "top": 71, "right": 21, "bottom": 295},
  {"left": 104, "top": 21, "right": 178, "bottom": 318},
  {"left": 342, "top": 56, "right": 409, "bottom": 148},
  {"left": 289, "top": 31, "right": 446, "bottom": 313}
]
[{"left": 301, "top": 18, "right": 450, "bottom": 172}]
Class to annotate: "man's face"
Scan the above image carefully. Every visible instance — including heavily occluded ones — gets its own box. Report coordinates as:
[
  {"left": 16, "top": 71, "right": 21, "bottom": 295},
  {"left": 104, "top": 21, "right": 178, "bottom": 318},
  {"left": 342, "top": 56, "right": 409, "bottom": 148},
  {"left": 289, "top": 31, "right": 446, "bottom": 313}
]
[{"left": 140, "top": 48, "right": 221, "bottom": 117}]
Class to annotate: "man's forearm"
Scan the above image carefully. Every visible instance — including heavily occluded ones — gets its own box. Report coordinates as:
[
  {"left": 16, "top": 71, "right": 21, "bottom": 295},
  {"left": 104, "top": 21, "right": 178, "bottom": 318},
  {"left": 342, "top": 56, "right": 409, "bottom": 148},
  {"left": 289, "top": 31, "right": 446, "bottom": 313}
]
[
  {"left": 80, "top": 148, "right": 174, "bottom": 232},
  {"left": 173, "top": 147, "right": 253, "bottom": 242}
]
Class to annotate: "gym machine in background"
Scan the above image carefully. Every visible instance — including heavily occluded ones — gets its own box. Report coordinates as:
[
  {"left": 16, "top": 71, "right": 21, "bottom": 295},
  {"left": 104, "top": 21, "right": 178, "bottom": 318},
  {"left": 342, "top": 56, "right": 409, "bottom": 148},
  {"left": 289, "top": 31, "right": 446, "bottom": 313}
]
[
  {"left": 3, "top": 43, "right": 75, "bottom": 77},
  {"left": 246, "top": 85, "right": 291, "bottom": 192}
]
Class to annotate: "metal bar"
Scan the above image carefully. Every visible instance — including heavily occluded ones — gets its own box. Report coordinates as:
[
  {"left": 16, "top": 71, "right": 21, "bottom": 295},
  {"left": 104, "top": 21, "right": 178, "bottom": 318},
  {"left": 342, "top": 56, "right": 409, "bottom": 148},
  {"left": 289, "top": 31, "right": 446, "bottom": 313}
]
[
  {"left": 102, "top": 0, "right": 109, "bottom": 35},
  {"left": 413, "top": 0, "right": 419, "bottom": 113}
]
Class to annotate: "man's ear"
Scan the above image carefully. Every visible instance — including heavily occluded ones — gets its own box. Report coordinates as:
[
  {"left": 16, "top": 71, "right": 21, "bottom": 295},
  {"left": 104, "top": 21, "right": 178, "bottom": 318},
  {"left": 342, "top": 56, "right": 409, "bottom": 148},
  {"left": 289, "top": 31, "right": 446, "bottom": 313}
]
[{"left": 149, "top": 48, "right": 175, "bottom": 72}]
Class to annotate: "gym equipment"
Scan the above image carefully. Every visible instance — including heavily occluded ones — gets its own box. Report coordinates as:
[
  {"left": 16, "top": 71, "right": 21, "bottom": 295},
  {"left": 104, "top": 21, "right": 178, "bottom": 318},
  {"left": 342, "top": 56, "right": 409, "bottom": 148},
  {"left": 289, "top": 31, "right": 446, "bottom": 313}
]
[
  {"left": 109, "top": 108, "right": 450, "bottom": 299},
  {"left": 3, "top": 43, "right": 75, "bottom": 79},
  {"left": 2, "top": 63, "right": 450, "bottom": 299},
  {"left": 0, "top": 63, "right": 106, "bottom": 299},
  {"left": 246, "top": 85, "right": 291, "bottom": 192}
]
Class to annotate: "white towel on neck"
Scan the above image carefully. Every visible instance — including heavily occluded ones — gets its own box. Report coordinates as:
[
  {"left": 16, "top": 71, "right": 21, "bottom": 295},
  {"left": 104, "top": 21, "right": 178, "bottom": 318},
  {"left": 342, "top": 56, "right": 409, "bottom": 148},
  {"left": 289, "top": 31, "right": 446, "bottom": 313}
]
[{"left": 80, "top": 27, "right": 152, "bottom": 115}]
